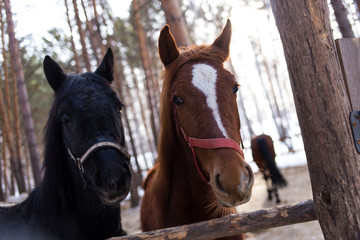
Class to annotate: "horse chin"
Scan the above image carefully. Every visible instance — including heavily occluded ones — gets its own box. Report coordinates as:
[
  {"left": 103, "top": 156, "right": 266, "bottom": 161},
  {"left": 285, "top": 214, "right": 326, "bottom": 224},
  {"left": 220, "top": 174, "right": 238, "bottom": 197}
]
[
  {"left": 99, "top": 194, "right": 126, "bottom": 206},
  {"left": 212, "top": 187, "right": 252, "bottom": 208},
  {"left": 96, "top": 190, "right": 129, "bottom": 206},
  {"left": 216, "top": 196, "right": 251, "bottom": 208}
]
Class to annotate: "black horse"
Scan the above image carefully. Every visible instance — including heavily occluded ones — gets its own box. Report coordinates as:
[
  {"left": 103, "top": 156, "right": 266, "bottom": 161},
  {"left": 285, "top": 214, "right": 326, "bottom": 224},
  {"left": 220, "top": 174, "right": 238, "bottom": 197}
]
[{"left": 0, "top": 49, "right": 132, "bottom": 240}]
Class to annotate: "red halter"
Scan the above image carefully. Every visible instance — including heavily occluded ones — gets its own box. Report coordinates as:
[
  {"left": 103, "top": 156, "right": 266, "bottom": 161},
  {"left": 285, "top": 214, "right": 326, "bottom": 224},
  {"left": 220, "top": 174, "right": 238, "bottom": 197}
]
[{"left": 175, "top": 110, "right": 245, "bottom": 183}]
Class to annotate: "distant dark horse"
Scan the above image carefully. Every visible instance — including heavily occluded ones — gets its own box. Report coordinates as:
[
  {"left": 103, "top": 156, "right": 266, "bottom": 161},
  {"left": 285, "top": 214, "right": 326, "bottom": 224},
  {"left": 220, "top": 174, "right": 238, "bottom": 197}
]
[
  {"left": 141, "top": 20, "right": 253, "bottom": 240},
  {"left": 251, "top": 134, "right": 287, "bottom": 203},
  {"left": 0, "top": 49, "right": 132, "bottom": 240}
]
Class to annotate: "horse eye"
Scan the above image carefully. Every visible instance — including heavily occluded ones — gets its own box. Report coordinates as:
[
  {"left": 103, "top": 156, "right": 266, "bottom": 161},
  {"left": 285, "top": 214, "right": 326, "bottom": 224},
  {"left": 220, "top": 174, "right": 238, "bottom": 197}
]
[
  {"left": 232, "top": 84, "right": 239, "bottom": 94},
  {"left": 58, "top": 109, "right": 70, "bottom": 123},
  {"left": 60, "top": 113, "right": 69, "bottom": 123},
  {"left": 172, "top": 96, "right": 184, "bottom": 105},
  {"left": 117, "top": 103, "right": 124, "bottom": 113}
]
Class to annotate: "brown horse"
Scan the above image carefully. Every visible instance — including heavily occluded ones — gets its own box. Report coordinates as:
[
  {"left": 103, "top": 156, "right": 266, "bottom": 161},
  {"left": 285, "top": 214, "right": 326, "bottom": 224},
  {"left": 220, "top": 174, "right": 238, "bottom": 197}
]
[
  {"left": 140, "top": 20, "right": 254, "bottom": 240},
  {"left": 251, "top": 134, "right": 287, "bottom": 203}
]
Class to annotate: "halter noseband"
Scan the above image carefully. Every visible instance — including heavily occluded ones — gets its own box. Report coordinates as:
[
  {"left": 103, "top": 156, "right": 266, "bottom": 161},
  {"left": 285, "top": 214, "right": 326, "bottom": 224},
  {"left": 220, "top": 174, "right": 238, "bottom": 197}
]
[
  {"left": 67, "top": 142, "right": 131, "bottom": 180},
  {"left": 174, "top": 110, "right": 245, "bottom": 184}
]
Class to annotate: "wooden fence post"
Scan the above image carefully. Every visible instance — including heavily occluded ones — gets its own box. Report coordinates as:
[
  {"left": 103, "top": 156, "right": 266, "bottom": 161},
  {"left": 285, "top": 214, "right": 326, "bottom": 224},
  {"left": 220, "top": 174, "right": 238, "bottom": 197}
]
[
  {"left": 271, "top": 1, "right": 360, "bottom": 239},
  {"left": 336, "top": 38, "right": 360, "bottom": 110}
]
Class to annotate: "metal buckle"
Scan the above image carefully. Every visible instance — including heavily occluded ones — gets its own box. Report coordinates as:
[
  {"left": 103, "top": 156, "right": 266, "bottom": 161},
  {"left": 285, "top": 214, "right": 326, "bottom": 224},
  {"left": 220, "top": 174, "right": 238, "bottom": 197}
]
[{"left": 350, "top": 111, "right": 360, "bottom": 154}]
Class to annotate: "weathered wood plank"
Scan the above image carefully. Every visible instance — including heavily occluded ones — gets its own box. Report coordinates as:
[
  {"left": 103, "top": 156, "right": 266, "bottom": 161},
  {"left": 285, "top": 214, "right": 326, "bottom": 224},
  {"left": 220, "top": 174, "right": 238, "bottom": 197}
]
[
  {"left": 109, "top": 200, "right": 316, "bottom": 240},
  {"left": 336, "top": 38, "right": 360, "bottom": 110}
]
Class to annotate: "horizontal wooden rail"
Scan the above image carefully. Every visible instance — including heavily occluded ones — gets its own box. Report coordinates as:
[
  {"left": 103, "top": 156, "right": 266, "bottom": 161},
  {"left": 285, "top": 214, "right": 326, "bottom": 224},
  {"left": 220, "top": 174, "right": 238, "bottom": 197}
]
[{"left": 110, "top": 199, "right": 316, "bottom": 240}]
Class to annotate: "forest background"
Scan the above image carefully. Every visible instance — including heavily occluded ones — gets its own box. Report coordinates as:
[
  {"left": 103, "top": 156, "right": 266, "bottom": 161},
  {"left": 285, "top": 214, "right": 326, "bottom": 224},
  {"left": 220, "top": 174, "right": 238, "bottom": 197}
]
[{"left": 0, "top": 0, "right": 359, "bottom": 207}]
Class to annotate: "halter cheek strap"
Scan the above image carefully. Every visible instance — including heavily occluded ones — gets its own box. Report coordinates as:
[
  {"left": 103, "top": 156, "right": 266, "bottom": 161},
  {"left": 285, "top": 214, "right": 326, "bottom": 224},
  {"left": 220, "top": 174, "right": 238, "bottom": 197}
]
[
  {"left": 176, "top": 119, "right": 245, "bottom": 184},
  {"left": 67, "top": 142, "right": 131, "bottom": 181}
]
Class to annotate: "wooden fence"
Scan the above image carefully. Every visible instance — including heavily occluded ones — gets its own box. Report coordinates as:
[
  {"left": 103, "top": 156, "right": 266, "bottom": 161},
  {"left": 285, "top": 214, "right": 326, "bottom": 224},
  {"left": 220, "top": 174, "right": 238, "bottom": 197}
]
[{"left": 110, "top": 200, "right": 315, "bottom": 240}]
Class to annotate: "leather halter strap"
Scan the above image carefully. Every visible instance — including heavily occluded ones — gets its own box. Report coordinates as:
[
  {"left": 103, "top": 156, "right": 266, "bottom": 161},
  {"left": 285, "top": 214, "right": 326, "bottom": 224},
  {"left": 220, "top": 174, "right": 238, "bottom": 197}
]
[
  {"left": 68, "top": 141, "right": 131, "bottom": 174},
  {"left": 176, "top": 119, "right": 245, "bottom": 184}
]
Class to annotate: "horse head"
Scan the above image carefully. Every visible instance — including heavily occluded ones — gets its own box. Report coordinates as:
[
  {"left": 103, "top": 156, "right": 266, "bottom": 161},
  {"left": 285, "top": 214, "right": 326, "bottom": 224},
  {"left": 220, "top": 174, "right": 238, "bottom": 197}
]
[
  {"left": 43, "top": 49, "right": 132, "bottom": 205},
  {"left": 159, "top": 20, "right": 253, "bottom": 207}
]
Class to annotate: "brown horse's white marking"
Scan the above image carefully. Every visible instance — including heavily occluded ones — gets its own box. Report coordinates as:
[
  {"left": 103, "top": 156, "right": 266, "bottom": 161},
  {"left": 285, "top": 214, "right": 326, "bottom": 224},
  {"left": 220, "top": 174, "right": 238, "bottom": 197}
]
[
  {"left": 192, "top": 63, "right": 229, "bottom": 138},
  {"left": 141, "top": 20, "right": 254, "bottom": 240}
]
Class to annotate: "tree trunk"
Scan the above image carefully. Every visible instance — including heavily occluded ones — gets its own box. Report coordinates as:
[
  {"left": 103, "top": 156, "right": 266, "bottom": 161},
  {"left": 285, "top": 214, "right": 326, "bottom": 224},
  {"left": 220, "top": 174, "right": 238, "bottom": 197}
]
[
  {"left": 89, "top": 0, "right": 101, "bottom": 32},
  {"left": 132, "top": 0, "right": 158, "bottom": 147},
  {"left": 0, "top": 81, "right": 26, "bottom": 193},
  {"left": 227, "top": 60, "right": 255, "bottom": 138},
  {"left": 250, "top": 39, "right": 285, "bottom": 140},
  {"left": 121, "top": 109, "right": 141, "bottom": 208},
  {"left": 112, "top": 59, "right": 141, "bottom": 208},
  {"left": 124, "top": 83, "right": 149, "bottom": 173},
  {"left": 2, "top": 128, "right": 10, "bottom": 197},
  {"left": 72, "top": 0, "right": 92, "bottom": 72},
  {"left": 129, "top": 63, "right": 156, "bottom": 158},
  {"left": 0, "top": 132, "right": 6, "bottom": 200},
  {"left": 331, "top": 0, "right": 355, "bottom": 38},
  {"left": 272, "top": 62, "right": 294, "bottom": 151},
  {"left": 4, "top": 0, "right": 41, "bottom": 188},
  {"left": 118, "top": 101, "right": 141, "bottom": 208},
  {"left": 0, "top": 3, "right": 11, "bottom": 126},
  {"left": 356, "top": 0, "right": 360, "bottom": 17},
  {"left": 262, "top": 58, "right": 294, "bottom": 151},
  {"left": 271, "top": 0, "right": 360, "bottom": 239},
  {"left": 0, "top": 12, "right": 9, "bottom": 193},
  {"left": 11, "top": 68, "right": 25, "bottom": 189},
  {"left": 64, "top": 0, "right": 81, "bottom": 73},
  {"left": 0, "top": 2, "right": 12, "bottom": 194},
  {"left": 80, "top": 0, "right": 104, "bottom": 63},
  {"left": 88, "top": 0, "right": 108, "bottom": 54},
  {"left": 159, "top": 0, "right": 190, "bottom": 47}
]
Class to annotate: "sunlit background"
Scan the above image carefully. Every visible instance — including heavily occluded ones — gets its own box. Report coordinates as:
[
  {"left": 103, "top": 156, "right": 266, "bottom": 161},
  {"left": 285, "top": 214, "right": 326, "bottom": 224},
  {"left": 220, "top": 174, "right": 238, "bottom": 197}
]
[{"left": 2, "top": 0, "right": 360, "bottom": 203}]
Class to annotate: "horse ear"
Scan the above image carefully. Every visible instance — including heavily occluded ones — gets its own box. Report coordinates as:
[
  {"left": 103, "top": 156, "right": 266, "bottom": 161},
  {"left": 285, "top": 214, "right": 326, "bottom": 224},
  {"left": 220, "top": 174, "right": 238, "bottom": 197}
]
[
  {"left": 43, "top": 56, "right": 66, "bottom": 92},
  {"left": 158, "top": 25, "right": 180, "bottom": 66},
  {"left": 212, "top": 19, "right": 232, "bottom": 58},
  {"left": 95, "top": 48, "right": 114, "bottom": 82}
]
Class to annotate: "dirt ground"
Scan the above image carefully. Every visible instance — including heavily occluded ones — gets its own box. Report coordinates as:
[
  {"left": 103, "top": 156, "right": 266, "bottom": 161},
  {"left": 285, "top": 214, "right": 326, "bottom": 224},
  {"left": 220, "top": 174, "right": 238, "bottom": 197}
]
[{"left": 121, "top": 165, "right": 325, "bottom": 239}]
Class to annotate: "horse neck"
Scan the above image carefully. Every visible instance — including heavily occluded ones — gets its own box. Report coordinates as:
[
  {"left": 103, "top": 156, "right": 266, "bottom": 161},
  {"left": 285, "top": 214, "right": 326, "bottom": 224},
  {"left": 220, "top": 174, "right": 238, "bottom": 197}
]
[
  {"left": 156, "top": 119, "right": 214, "bottom": 205},
  {"left": 24, "top": 152, "right": 80, "bottom": 217}
]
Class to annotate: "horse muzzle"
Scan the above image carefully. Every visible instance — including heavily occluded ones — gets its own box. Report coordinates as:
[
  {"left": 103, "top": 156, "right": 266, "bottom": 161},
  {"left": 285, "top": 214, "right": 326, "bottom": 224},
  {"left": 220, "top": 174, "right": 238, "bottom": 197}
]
[
  {"left": 211, "top": 155, "right": 254, "bottom": 207},
  {"left": 92, "top": 153, "right": 132, "bottom": 205},
  {"left": 68, "top": 142, "right": 132, "bottom": 205}
]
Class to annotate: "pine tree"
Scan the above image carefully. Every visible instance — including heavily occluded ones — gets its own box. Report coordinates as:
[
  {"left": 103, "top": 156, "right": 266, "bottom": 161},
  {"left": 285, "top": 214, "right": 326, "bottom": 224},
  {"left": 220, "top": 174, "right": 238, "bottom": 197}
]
[
  {"left": 4, "top": 0, "right": 41, "bottom": 188},
  {"left": 331, "top": 0, "right": 355, "bottom": 38}
]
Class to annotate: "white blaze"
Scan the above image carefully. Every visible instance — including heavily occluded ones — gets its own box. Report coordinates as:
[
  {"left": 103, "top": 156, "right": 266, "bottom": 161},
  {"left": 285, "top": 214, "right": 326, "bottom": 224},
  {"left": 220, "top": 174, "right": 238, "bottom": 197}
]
[{"left": 191, "top": 64, "right": 229, "bottom": 138}]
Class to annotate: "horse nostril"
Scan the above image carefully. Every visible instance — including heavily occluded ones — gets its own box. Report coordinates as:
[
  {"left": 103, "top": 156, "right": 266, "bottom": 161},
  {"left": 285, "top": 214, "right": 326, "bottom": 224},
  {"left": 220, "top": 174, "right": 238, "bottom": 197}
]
[
  {"left": 237, "top": 165, "right": 253, "bottom": 196},
  {"left": 245, "top": 164, "right": 254, "bottom": 188},
  {"left": 215, "top": 173, "right": 228, "bottom": 195}
]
